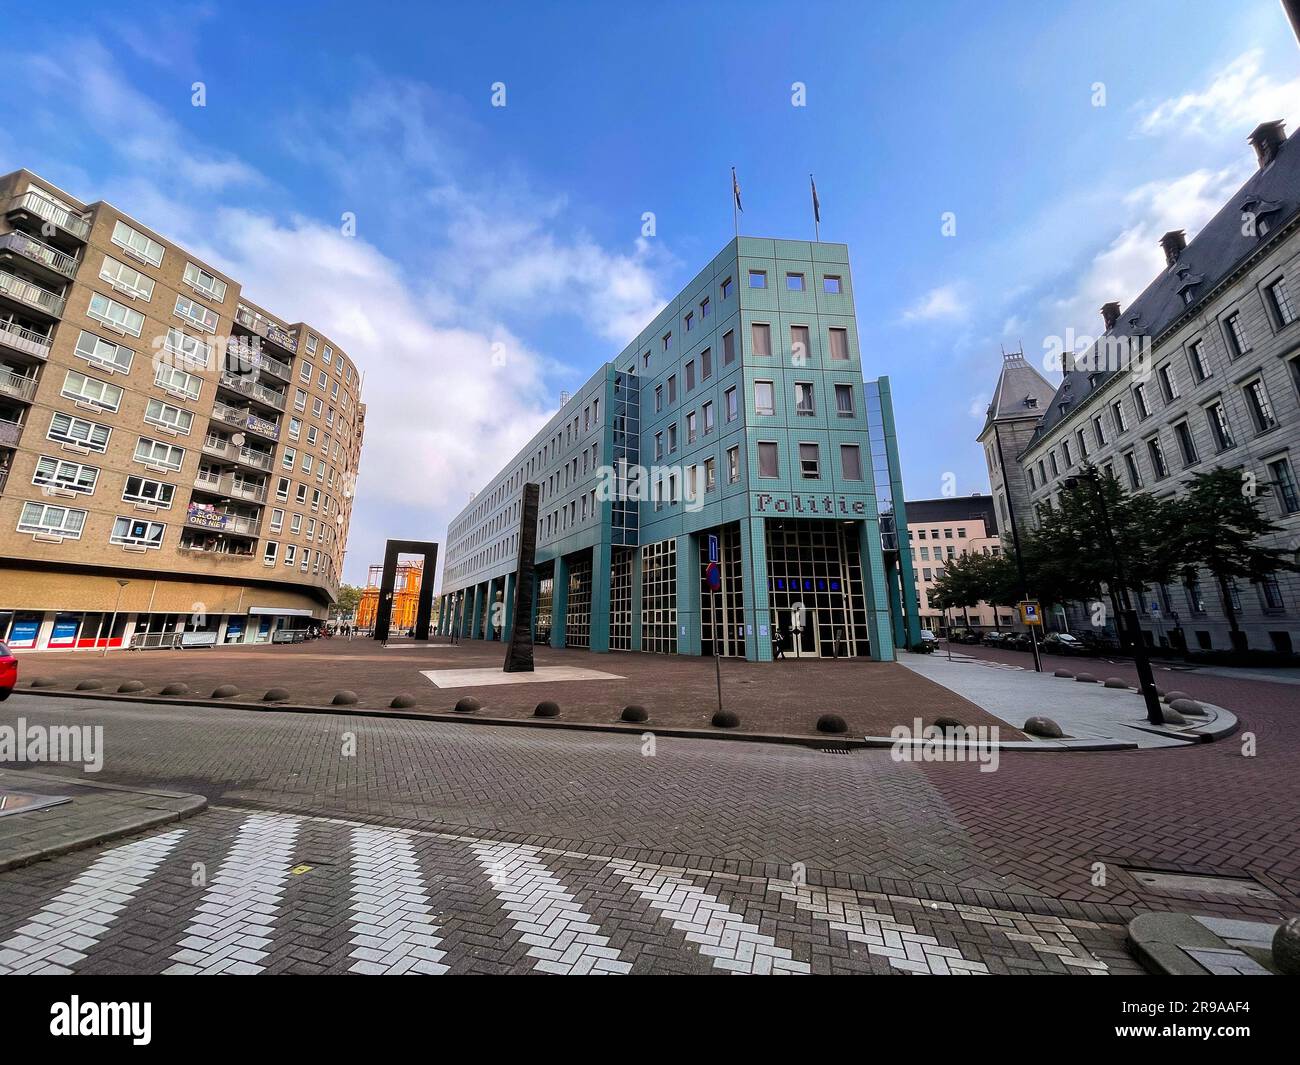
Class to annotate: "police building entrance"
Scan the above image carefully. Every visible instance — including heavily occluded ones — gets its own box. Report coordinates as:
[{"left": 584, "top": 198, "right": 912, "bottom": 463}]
[{"left": 765, "top": 519, "right": 870, "bottom": 658}]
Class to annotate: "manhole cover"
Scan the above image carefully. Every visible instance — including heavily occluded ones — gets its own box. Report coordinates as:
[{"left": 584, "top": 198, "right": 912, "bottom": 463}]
[
  {"left": 1124, "top": 867, "right": 1278, "bottom": 901},
  {"left": 0, "top": 791, "right": 72, "bottom": 818}
]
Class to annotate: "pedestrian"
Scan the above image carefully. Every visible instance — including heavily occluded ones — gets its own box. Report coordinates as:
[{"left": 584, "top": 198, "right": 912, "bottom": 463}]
[{"left": 774, "top": 627, "right": 787, "bottom": 659}]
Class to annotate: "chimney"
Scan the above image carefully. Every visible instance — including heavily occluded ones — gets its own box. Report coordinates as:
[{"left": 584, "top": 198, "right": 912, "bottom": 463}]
[
  {"left": 1159, "top": 230, "right": 1187, "bottom": 266},
  {"left": 1101, "top": 301, "right": 1121, "bottom": 331},
  {"left": 1248, "top": 120, "right": 1286, "bottom": 168}
]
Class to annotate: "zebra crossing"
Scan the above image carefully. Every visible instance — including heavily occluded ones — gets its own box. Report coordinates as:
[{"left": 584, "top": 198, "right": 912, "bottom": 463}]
[{"left": 0, "top": 809, "right": 1124, "bottom": 975}]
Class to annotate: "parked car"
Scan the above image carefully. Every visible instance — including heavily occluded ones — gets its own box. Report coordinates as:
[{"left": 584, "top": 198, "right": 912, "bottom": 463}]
[
  {"left": 0, "top": 641, "right": 15, "bottom": 700},
  {"left": 981, "top": 631, "right": 1008, "bottom": 646},
  {"left": 919, "top": 629, "right": 938, "bottom": 644},
  {"left": 1003, "top": 632, "right": 1034, "bottom": 652},
  {"left": 1041, "top": 632, "right": 1084, "bottom": 656}
]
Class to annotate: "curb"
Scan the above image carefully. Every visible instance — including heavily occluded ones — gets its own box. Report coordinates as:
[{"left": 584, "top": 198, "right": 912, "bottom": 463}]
[
  {"left": 12, "top": 688, "right": 867, "bottom": 751},
  {"left": 862, "top": 735, "right": 1139, "bottom": 752}
]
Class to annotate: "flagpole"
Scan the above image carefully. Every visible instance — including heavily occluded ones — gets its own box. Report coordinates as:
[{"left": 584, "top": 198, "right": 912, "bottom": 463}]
[
  {"left": 731, "top": 167, "right": 739, "bottom": 237},
  {"left": 810, "top": 173, "right": 820, "bottom": 242}
]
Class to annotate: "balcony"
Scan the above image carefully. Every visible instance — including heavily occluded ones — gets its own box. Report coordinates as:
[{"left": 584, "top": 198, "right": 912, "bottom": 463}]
[
  {"left": 6, "top": 190, "right": 91, "bottom": 244},
  {"left": 0, "top": 319, "right": 52, "bottom": 360},
  {"left": 0, "top": 416, "right": 23, "bottom": 447},
  {"left": 210, "top": 400, "right": 279, "bottom": 441},
  {"left": 0, "top": 230, "right": 79, "bottom": 282},
  {"left": 0, "top": 270, "right": 65, "bottom": 318},
  {"left": 233, "top": 304, "right": 298, "bottom": 354},
  {"left": 252, "top": 350, "right": 292, "bottom": 381},
  {"left": 218, "top": 371, "right": 286, "bottom": 411},
  {"left": 0, "top": 367, "right": 38, "bottom": 403},
  {"left": 184, "top": 504, "right": 261, "bottom": 537},
  {"left": 192, "top": 469, "right": 267, "bottom": 503}
]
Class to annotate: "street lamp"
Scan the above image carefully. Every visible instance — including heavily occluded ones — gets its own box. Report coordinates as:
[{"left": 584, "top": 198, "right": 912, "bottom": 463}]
[
  {"left": 104, "top": 579, "right": 129, "bottom": 658},
  {"left": 1062, "top": 468, "right": 1163, "bottom": 725}
]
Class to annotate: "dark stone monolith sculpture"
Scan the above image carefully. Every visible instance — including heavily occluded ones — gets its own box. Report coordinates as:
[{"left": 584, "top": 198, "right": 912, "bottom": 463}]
[{"left": 503, "top": 482, "right": 539, "bottom": 672}]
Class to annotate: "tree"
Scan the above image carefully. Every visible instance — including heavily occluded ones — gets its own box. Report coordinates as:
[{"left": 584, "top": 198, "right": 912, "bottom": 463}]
[
  {"left": 334, "top": 584, "right": 363, "bottom": 619},
  {"left": 929, "top": 547, "right": 1019, "bottom": 623},
  {"left": 1166, "top": 466, "right": 1300, "bottom": 649}
]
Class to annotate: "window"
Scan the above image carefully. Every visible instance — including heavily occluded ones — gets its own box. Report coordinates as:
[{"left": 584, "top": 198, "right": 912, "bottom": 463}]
[
  {"left": 725, "top": 386, "right": 737, "bottom": 422},
  {"left": 795, "top": 382, "right": 815, "bottom": 416},
  {"left": 1157, "top": 363, "right": 1180, "bottom": 402},
  {"left": 1049, "top": 451, "right": 1059, "bottom": 477},
  {"left": 1260, "top": 574, "right": 1285, "bottom": 610},
  {"left": 667, "top": 374, "right": 677, "bottom": 403},
  {"left": 823, "top": 275, "right": 842, "bottom": 294},
  {"left": 685, "top": 360, "right": 696, "bottom": 391},
  {"left": 654, "top": 384, "right": 663, "bottom": 413},
  {"left": 276, "top": 477, "right": 290, "bottom": 501},
  {"left": 18, "top": 502, "right": 86, "bottom": 538},
  {"left": 62, "top": 370, "right": 123, "bottom": 411},
  {"left": 183, "top": 262, "right": 228, "bottom": 302},
  {"left": 700, "top": 296, "right": 711, "bottom": 319},
  {"left": 154, "top": 363, "right": 201, "bottom": 401},
  {"left": 721, "top": 277, "right": 733, "bottom": 299},
  {"left": 667, "top": 423, "right": 677, "bottom": 453},
  {"left": 122, "top": 475, "right": 174, "bottom": 508},
  {"left": 284, "top": 545, "right": 297, "bottom": 567},
  {"left": 134, "top": 437, "right": 185, "bottom": 471},
  {"left": 99, "top": 256, "right": 155, "bottom": 300},
  {"left": 723, "top": 329, "right": 736, "bottom": 365},
  {"left": 686, "top": 410, "right": 697, "bottom": 443},
  {"left": 263, "top": 541, "right": 279, "bottom": 565},
  {"left": 291, "top": 513, "right": 303, "bottom": 534},
  {"left": 1133, "top": 383, "right": 1152, "bottom": 419},
  {"left": 752, "top": 323, "right": 772, "bottom": 356},
  {"left": 654, "top": 432, "right": 663, "bottom": 460},
  {"left": 1123, "top": 450, "right": 1142, "bottom": 489},
  {"left": 684, "top": 311, "right": 694, "bottom": 332},
  {"left": 74, "top": 330, "right": 133, "bottom": 373},
  {"left": 1076, "top": 428, "right": 1089, "bottom": 459},
  {"left": 828, "top": 327, "right": 849, "bottom": 361},
  {"left": 1147, "top": 436, "right": 1169, "bottom": 479},
  {"left": 1244, "top": 379, "right": 1277, "bottom": 432},
  {"left": 87, "top": 293, "right": 144, "bottom": 337},
  {"left": 1224, "top": 311, "right": 1249, "bottom": 356},
  {"left": 1061, "top": 439, "right": 1072, "bottom": 467},
  {"left": 662, "top": 331, "right": 671, "bottom": 351},
  {"left": 700, "top": 347, "right": 712, "bottom": 381},
  {"left": 727, "top": 445, "right": 740, "bottom": 483},
  {"left": 799, "top": 442, "right": 820, "bottom": 478},
  {"left": 1028, "top": 467, "right": 1037, "bottom": 490},
  {"left": 1112, "top": 399, "right": 1129, "bottom": 433},
  {"left": 174, "top": 294, "right": 218, "bottom": 333},
  {"left": 110, "top": 220, "right": 164, "bottom": 267},
  {"left": 748, "top": 270, "right": 767, "bottom": 288},
  {"left": 162, "top": 327, "right": 211, "bottom": 368},
  {"left": 146, "top": 399, "right": 194, "bottom": 435},
  {"left": 835, "top": 383, "right": 855, "bottom": 416},
  {"left": 1173, "top": 421, "right": 1198, "bottom": 465},
  {"left": 1269, "top": 278, "right": 1296, "bottom": 327},
  {"left": 840, "top": 444, "right": 863, "bottom": 481},
  {"left": 1188, "top": 339, "right": 1210, "bottom": 382},
  {"left": 790, "top": 324, "right": 810, "bottom": 360},
  {"left": 1206, "top": 401, "right": 1235, "bottom": 451},
  {"left": 754, "top": 380, "right": 775, "bottom": 415},
  {"left": 785, "top": 273, "right": 805, "bottom": 291},
  {"left": 758, "top": 442, "right": 779, "bottom": 478},
  {"left": 33, "top": 456, "right": 98, "bottom": 494},
  {"left": 704, "top": 457, "right": 716, "bottom": 492},
  {"left": 110, "top": 516, "right": 165, "bottom": 549},
  {"left": 48, "top": 412, "right": 110, "bottom": 452},
  {"left": 1267, "top": 457, "right": 1300, "bottom": 514}
]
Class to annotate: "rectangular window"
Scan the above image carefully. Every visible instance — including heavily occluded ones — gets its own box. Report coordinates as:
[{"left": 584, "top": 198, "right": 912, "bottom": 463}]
[
  {"left": 685, "top": 360, "right": 695, "bottom": 391},
  {"left": 752, "top": 323, "right": 772, "bottom": 356},
  {"left": 1158, "top": 363, "right": 1180, "bottom": 402},
  {"left": 727, "top": 445, "right": 740, "bottom": 483},
  {"left": 1269, "top": 277, "right": 1296, "bottom": 326},
  {"left": 99, "top": 256, "right": 155, "bottom": 300},
  {"left": 1112, "top": 399, "right": 1129, "bottom": 433},
  {"left": 110, "top": 516, "right": 165, "bottom": 549},
  {"left": 174, "top": 294, "right": 218, "bottom": 333},
  {"left": 62, "top": 369, "right": 123, "bottom": 411},
  {"left": 1206, "top": 401, "right": 1235, "bottom": 451},
  {"left": 786, "top": 273, "right": 805, "bottom": 291},
  {"left": 1092, "top": 414, "right": 1107, "bottom": 446},
  {"left": 183, "top": 262, "right": 228, "bottom": 302},
  {"left": 795, "top": 382, "right": 815, "bottom": 416},
  {"left": 1133, "top": 383, "right": 1152, "bottom": 419},
  {"left": 145, "top": 398, "right": 194, "bottom": 434},
  {"left": 700, "top": 296, "right": 711, "bottom": 319},
  {"left": 74, "top": 329, "right": 133, "bottom": 373},
  {"left": 840, "top": 444, "right": 863, "bottom": 481},
  {"left": 835, "top": 383, "right": 854, "bottom": 416},
  {"left": 828, "top": 327, "right": 849, "bottom": 361},
  {"left": 18, "top": 501, "right": 87, "bottom": 538},
  {"left": 284, "top": 545, "right": 297, "bottom": 566},
  {"left": 110, "top": 220, "right": 164, "bottom": 267},
  {"left": 754, "top": 380, "right": 775, "bottom": 415},
  {"left": 823, "top": 275, "right": 842, "bottom": 294},
  {"left": 122, "top": 475, "right": 175, "bottom": 508},
  {"left": 48, "top": 412, "right": 111, "bottom": 452},
  {"left": 668, "top": 374, "right": 677, "bottom": 403},
  {"left": 1244, "top": 379, "right": 1277, "bottom": 432},
  {"left": 704, "top": 457, "right": 716, "bottom": 491},
  {"left": 667, "top": 423, "right": 677, "bottom": 453},
  {"left": 1188, "top": 339, "right": 1210, "bottom": 382},
  {"left": 1267, "top": 457, "right": 1300, "bottom": 514},
  {"left": 1173, "top": 420, "right": 1198, "bottom": 465},
  {"left": 700, "top": 347, "right": 712, "bottom": 380},
  {"left": 263, "top": 541, "right": 279, "bottom": 565},
  {"left": 654, "top": 384, "right": 663, "bottom": 412},
  {"left": 154, "top": 363, "right": 201, "bottom": 400},
  {"left": 33, "top": 455, "right": 99, "bottom": 494},
  {"left": 654, "top": 432, "right": 663, "bottom": 460},
  {"left": 662, "top": 331, "right": 671, "bottom": 351},
  {"left": 799, "top": 442, "right": 820, "bottom": 478},
  {"left": 758, "top": 442, "right": 779, "bottom": 478},
  {"left": 1123, "top": 450, "right": 1142, "bottom": 489},
  {"left": 721, "top": 277, "right": 733, "bottom": 299},
  {"left": 703, "top": 400, "right": 715, "bottom": 435},
  {"left": 748, "top": 270, "right": 767, "bottom": 288},
  {"left": 684, "top": 311, "right": 694, "bottom": 332},
  {"left": 269, "top": 508, "right": 284, "bottom": 532},
  {"left": 134, "top": 437, "right": 185, "bottom": 471},
  {"left": 1224, "top": 311, "right": 1249, "bottom": 356},
  {"left": 1076, "top": 428, "right": 1089, "bottom": 459},
  {"left": 723, "top": 329, "right": 736, "bottom": 365},
  {"left": 162, "top": 327, "right": 211, "bottom": 369},
  {"left": 1147, "top": 436, "right": 1169, "bottom": 479},
  {"left": 790, "top": 324, "right": 810, "bottom": 359},
  {"left": 686, "top": 410, "right": 697, "bottom": 443},
  {"left": 87, "top": 292, "right": 145, "bottom": 337},
  {"left": 1061, "top": 439, "right": 1072, "bottom": 467},
  {"left": 725, "top": 387, "right": 737, "bottom": 422}
]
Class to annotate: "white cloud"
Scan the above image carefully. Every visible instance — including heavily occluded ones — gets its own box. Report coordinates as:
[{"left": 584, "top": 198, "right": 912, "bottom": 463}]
[
  {"left": 967, "top": 393, "right": 990, "bottom": 420},
  {"left": 1137, "top": 49, "right": 1300, "bottom": 138},
  {"left": 901, "top": 284, "right": 967, "bottom": 323}
]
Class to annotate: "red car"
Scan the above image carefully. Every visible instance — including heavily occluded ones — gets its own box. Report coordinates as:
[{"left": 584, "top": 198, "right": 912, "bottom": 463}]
[{"left": 0, "top": 641, "right": 15, "bottom": 701}]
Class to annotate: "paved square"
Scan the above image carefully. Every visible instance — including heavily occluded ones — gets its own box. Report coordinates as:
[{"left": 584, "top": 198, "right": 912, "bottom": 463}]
[{"left": 421, "top": 666, "right": 626, "bottom": 688}]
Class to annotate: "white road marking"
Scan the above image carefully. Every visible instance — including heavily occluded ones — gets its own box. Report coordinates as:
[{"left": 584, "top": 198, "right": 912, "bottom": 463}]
[{"left": 346, "top": 827, "right": 448, "bottom": 974}]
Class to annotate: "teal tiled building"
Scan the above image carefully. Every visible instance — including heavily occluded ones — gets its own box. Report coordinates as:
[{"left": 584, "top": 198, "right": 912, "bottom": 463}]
[{"left": 438, "top": 237, "right": 920, "bottom": 660}]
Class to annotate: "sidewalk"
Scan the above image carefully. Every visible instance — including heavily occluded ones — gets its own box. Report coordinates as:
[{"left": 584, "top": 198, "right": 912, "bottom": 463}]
[
  {"left": 0, "top": 768, "right": 206, "bottom": 872},
  {"left": 896, "top": 651, "right": 1235, "bottom": 749}
]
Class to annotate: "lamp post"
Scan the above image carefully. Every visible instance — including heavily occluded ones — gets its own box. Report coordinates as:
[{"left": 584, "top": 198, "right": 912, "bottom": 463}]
[
  {"left": 1063, "top": 468, "right": 1163, "bottom": 725},
  {"left": 104, "top": 579, "right": 129, "bottom": 658}
]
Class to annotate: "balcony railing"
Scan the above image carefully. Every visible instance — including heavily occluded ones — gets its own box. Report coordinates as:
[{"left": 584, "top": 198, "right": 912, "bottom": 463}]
[
  {"left": 253, "top": 351, "right": 292, "bottom": 381},
  {"left": 185, "top": 505, "right": 261, "bottom": 537},
  {"left": 194, "top": 469, "right": 268, "bottom": 502},
  {"left": 211, "top": 401, "right": 280, "bottom": 441},
  {"left": 0, "top": 417, "right": 23, "bottom": 447},
  {"left": 218, "top": 371, "right": 286, "bottom": 411},
  {"left": 0, "top": 270, "right": 64, "bottom": 316},
  {"left": 8, "top": 190, "right": 91, "bottom": 240},
  {"left": 0, "top": 230, "right": 79, "bottom": 278},
  {"left": 234, "top": 304, "right": 298, "bottom": 354},
  {"left": 236, "top": 447, "right": 273, "bottom": 471},
  {"left": 0, "top": 367, "right": 37, "bottom": 402},
  {"left": 0, "top": 319, "right": 52, "bottom": 359}
]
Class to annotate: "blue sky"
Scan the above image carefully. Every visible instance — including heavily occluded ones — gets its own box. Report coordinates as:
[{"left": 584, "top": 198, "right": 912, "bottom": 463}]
[{"left": 4, "top": 0, "right": 1298, "bottom": 584}]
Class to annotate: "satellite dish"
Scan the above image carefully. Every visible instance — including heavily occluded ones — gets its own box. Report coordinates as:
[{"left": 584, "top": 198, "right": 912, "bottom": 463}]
[{"left": 231, "top": 433, "right": 246, "bottom": 446}]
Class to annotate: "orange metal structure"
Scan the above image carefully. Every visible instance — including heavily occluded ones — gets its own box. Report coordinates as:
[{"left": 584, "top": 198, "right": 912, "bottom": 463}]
[{"left": 356, "top": 560, "right": 424, "bottom": 632}]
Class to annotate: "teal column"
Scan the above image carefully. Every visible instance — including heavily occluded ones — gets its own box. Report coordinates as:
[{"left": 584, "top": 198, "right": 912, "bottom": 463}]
[
  {"left": 470, "top": 582, "right": 484, "bottom": 640},
  {"left": 860, "top": 520, "right": 896, "bottom": 662},
  {"left": 484, "top": 577, "right": 499, "bottom": 640},
  {"left": 740, "top": 517, "right": 772, "bottom": 661},
  {"left": 436, "top": 595, "right": 445, "bottom": 635},
  {"left": 675, "top": 533, "right": 700, "bottom": 656},
  {"left": 590, "top": 542, "right": 611, "bottom": 653},
  {"left": 502, "top": 572, "right": 516, "bottom": 641},
  {"left": 630, "top": 546, "right": 643, "bottom": 652},
  {"left": 551, "top": 556, "right": 569, "bottom": 648}
]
